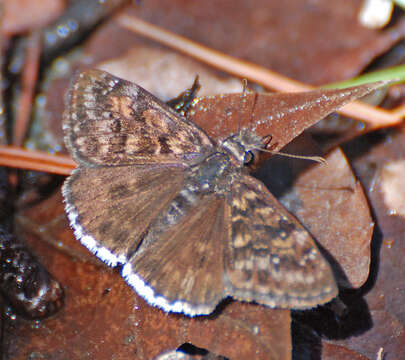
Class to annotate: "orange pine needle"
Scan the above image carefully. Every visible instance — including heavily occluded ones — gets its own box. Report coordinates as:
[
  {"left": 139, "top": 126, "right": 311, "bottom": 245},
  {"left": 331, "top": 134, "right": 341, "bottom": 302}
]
[{"left": 0, "top": 145, "right": 75, "bottom": 175}]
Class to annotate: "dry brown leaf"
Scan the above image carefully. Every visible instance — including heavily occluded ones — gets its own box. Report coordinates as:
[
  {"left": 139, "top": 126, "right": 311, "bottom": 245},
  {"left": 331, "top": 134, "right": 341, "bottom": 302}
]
[
  {"left": 132, "top": 0, "right": 405, "bottom": 84},
  {"left": 282, "top": 148, "right": 373, "bottom": 288},
  {"left": 321, "top": 130, "right": 405, "bottom": 360},
  {"left": 1, "top": 0, "right": 65, "bottom": 36}
]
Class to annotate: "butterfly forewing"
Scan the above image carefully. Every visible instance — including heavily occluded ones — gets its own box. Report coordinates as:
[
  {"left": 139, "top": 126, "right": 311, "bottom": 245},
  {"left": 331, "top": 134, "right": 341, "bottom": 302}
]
[
  {"left": 63, "top": 69, "right": 214, "bottom": 167},
  {"left": 224, "top": 174, "right": 338, "bottom": 309},
  {"left": 62, "top": 164, "right": 186, "bottom": 266}
]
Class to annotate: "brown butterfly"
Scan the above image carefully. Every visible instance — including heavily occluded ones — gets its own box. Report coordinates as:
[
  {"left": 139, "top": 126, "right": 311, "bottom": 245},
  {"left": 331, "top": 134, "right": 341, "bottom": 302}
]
[{"left": 62, "top": 69, "right": 372, "bottom": 316}]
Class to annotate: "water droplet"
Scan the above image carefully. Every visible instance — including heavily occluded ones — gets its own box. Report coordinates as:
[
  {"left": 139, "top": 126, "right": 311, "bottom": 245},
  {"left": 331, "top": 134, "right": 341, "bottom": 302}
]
[
  {"left": 57, "top": 24, "right": 70, "bottom": 38},
  {"left": 35, "top": 94, "right": 46, "bottom": 107},
  {"left": 384, "top": 238, "right": 394, "bottom": 249},
  {"left": 67, "top": 19, "right": 78, "bottom": 32},
  {"left": 45, "top": 32, "right": 57, "bottom": 45},
  {"left": 123, "top": 335, "right": 134, "bottom": 345},
  {"left": 32, "top": 320, "right": 41, "bottom": 329},
  {"left": 53, "top": 57, "right": 70, "bottom": 74},
  {"left": 388, "top": 208, "right": 397, "bottom": 216}
]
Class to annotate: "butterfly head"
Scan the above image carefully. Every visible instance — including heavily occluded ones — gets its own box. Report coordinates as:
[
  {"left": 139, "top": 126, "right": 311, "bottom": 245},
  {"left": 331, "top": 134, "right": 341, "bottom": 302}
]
[{"left": 221, "top": 128, "right": 266, "bottom": 166}]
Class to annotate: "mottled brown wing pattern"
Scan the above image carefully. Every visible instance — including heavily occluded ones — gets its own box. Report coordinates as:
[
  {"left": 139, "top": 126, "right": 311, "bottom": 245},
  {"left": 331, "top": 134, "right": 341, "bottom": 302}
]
[
  {"left": 224, "top": 174, "right": 338, "bottom": 309},
  {"left": 63, "top": 69, "right": 214, "bottom": 166},
  {"left": 62, "top": 164, "right": 186, "bottom": 266},
  {"left": 123, "top": 193, "right": 228, "bottom": 315},
  {"left": 62, "top": 68, "right": 342, "bottom": 316}
]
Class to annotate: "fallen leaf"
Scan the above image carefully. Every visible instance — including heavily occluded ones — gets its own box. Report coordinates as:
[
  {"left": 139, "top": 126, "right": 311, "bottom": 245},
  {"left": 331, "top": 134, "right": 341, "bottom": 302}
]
[{"left": 1, "top": 0, "right": 64, "bottom": 36}]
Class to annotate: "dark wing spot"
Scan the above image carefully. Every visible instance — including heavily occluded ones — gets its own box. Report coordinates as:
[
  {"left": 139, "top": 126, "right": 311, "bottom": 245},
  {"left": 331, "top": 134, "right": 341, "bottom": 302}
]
[
  {"left": 199, "top": 255, "right": 206, "bottom": 267},
  {"left": 242, "top": 269, "right": 252, "bottom": 281},
  {"left": 231, "top": 218, "right": 250, "bottom": 236},
  {"left": 252, "top": 248, "right": 268, "bottom": 257},
  {"left": 158, "top": 135, "right": 171, "bottom": 154},
  {"left": 278, "top": 220, "right": 296, "bottom": 239},
  {"left": 256, "top": 224, "right": 281, "bottom": 239},
  {"left": 111, "top": 118, "right": 121, "bottom": 132},
  {"left": 258, "top": 269, "right": 268, "bottom": 284},
  {"left": 109, "top": 184, "right": 132, "bottom": 200},
  {"left": 115, "top": 230, "right": 130, "bottom": 245},
  {"left": 99, "top": 221, "right": 113, "bottom": 235}
]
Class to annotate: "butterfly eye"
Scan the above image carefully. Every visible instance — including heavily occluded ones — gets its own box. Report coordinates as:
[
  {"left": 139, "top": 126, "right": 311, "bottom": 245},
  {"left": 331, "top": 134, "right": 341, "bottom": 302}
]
[{"left": 243, "top": 151, "right": 254, "bottom": 165}]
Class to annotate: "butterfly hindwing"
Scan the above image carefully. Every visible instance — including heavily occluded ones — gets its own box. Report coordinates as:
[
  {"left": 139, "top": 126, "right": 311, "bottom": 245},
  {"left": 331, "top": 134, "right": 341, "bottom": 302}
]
[
  {"left": 63, "top": 69, "right": 214, "bottom": 167},
  {"left": 123, "top": 191, "right": 228, "bottom": 316},
  {"left": 224, "top": 174, "right": 338, "bottom": 309}
]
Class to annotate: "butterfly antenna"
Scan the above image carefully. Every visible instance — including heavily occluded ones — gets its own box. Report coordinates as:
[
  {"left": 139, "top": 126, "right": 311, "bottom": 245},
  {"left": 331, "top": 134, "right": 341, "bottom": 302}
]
[
  {"left": 237, "top": 79, "right": 249, "bottom": 135},
  {"left": 256, "top": 147, "right": 328, "bottom": 165}
]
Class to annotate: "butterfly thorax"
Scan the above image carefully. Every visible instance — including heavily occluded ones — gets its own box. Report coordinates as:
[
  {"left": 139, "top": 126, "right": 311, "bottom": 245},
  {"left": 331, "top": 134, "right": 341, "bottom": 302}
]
[
  {"left": 183, "top": 129, "right": 262, "bottom": 197},
  {"left": 188, "top": 152, "right": 236, "bottom": 195},
  {"left": 221, "top": 129, "right": 264, "bottom": 166}
]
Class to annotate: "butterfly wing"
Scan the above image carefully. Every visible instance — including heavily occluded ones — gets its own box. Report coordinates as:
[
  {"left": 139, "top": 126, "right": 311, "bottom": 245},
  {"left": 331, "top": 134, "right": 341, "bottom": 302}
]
[
  {"left": 63, "top": 69, "right": 216, "bottom": 268},
  {"left": 63, "top": 69, "right": 214, "bottom": 167},
  {"left": 63, "top": 68, "right": 337, "bottom": 314},
  {"left": 122, "top": 190, "right": 228, "bottom": 316},
  {"left": 62, "top": 164, "right": 186, "bottom": 267},
  {"left": 224, "top": 174, "right": 338, "bottom": 309}
]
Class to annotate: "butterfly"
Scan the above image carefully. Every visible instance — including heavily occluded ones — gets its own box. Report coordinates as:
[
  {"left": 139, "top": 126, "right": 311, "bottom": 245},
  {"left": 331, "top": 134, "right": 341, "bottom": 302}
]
[{"left": 62, "top": 69, "right": 342, "bottom": 316}]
